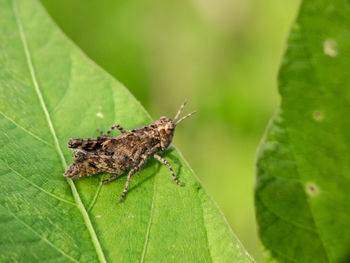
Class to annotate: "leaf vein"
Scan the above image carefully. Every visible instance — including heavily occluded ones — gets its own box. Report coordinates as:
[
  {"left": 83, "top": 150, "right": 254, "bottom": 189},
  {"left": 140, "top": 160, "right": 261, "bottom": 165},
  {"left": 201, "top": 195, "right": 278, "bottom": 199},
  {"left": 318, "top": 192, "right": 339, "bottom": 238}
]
[
  {"left": 284, "top": 23, "right": 333, "bottom": 258},
  {"left": 88, "top": 181, "right": 102, "bottom": 212},
  {"left": 6, "top": 164, "right": 76, "bottom": 206},
  {"left": 283, "top": 119, "right": 330, "bottom": 261},
  {"left": 264, "top": 244, "right": 299, "bottom": 263},
  {"left": 11, "top": 1, "right": 107, "bottom": 262},
  {"left": 0, "top": 110, "right": 52, "bottom": 147},
  {"left": 140, "top": 174, "right": 156, "bottom": 263},
  {"left": 177, "top": 148, "right": 255, "bottom": 262},
  {"left": 1, "top": 204, "right": 79, "bottom": 263},
  {"left": 259, "top": 194, "right": 317, "bottom": 233},
  {"left": 50, "top": 61, "right": 72, "bottom": 115}
]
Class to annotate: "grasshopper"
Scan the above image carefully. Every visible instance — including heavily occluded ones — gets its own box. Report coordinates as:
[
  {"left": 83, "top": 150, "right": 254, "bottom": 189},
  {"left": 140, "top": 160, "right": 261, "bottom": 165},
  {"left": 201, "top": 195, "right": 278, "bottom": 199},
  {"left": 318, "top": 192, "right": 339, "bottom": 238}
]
[{"left": 64, "top": 101, "right": 196, "bottom": 202}]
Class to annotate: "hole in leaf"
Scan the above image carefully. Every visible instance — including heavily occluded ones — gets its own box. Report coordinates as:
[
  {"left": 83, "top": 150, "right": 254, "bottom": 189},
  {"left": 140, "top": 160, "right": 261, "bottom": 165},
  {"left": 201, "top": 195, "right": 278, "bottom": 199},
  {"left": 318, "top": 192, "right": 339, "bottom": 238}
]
[
  {"left": 96, "top": 112, "right": 104, "bottom": 118},
  {"left": 313, "top": 110, "right": 324, "bottom": 121},
  {"left": 323, "top": 39, "right": 338, "bottom": 57}
]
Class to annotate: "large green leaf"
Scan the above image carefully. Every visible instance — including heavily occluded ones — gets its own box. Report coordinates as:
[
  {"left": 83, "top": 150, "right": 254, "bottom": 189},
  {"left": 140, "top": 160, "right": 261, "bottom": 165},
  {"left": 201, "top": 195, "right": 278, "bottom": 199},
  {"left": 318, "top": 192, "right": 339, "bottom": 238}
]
[
  {"left": 0, "top": 0, "right": 254, "bottom": 262},
  {"left": 255, "top": 0, "right": 350, "bottom": 262}
]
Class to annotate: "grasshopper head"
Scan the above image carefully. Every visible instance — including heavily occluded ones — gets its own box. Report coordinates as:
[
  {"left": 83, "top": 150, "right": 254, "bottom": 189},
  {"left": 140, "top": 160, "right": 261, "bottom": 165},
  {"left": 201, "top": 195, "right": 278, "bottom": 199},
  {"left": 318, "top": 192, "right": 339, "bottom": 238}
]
[
  {"left": 155, "top": 116, "right": 175, "bottom": 151},
  {"left": 155, "top": 101, "right": 196, "bottom": 151}
]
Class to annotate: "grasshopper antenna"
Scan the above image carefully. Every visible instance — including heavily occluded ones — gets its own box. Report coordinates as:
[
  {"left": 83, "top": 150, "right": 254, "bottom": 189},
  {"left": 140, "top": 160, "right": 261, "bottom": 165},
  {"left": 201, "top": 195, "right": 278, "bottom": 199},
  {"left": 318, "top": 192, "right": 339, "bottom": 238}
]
[
  {"left": 175, "top": 110, "right": 197, "bottom": 125},
  {"left": 174, "top": 100, "right": 197, "bottom": 125},
  {"left": 174, "top": 100, "right": 187, "bottom": 121}
]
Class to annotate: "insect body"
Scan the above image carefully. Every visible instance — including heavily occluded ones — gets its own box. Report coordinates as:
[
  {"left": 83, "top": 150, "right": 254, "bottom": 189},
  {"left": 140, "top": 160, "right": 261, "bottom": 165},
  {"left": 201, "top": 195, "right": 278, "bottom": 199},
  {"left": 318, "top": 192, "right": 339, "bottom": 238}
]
[{"left": 64, "top": 101, "right": 196, "bottom": 202}]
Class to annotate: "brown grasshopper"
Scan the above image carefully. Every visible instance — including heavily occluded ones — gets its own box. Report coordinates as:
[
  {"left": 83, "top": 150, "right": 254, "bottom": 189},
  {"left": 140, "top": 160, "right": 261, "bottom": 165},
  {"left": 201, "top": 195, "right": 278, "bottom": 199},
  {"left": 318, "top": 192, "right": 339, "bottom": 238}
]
[{"left": 63, "top": 101, "right": 196, "bottom": 202}]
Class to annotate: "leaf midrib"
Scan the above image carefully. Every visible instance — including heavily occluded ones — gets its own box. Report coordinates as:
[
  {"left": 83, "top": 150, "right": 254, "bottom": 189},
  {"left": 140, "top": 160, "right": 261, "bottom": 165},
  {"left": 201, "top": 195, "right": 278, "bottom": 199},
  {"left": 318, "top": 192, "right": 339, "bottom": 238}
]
[{"left": 11, "top": 1, "right": 107, "bottom": 262}]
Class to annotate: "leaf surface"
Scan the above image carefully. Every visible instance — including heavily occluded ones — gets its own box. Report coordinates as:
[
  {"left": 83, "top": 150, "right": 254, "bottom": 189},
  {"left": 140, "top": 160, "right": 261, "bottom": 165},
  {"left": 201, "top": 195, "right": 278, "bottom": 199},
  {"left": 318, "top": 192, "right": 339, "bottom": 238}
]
[
  {"left": 0, "top": 0, "right": 253, "bottom": 262},
  {"left": 255, "top": 0, "right": 350, "bottom": 262}
]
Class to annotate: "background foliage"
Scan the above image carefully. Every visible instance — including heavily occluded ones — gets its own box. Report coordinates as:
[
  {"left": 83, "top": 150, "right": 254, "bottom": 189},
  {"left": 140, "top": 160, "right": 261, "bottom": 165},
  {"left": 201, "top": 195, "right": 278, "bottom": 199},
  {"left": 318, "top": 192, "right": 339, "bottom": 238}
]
[
  {"left": 39, "top": 0, "right": 300, "bottom": 261},
  {"left": 256, "top": 0, "right": 350, "bottom": 262}
]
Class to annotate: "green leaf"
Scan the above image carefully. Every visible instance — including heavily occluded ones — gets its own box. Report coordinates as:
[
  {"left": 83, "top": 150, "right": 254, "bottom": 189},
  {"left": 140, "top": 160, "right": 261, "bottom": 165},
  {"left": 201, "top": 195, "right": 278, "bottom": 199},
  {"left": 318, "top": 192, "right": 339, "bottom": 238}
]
[
  {"left": 255, "top": 0, "right": 350, "bottom": 262},
  {"left": 0, "top": 0, "right": 254, "bottom": 262}
]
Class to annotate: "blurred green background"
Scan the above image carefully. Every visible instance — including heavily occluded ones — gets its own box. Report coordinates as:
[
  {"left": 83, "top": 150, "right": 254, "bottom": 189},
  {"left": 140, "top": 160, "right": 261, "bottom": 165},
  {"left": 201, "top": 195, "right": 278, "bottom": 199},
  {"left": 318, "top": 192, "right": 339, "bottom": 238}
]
[{"left": 39, "top": 0, "right": 300, "bottom": 261}]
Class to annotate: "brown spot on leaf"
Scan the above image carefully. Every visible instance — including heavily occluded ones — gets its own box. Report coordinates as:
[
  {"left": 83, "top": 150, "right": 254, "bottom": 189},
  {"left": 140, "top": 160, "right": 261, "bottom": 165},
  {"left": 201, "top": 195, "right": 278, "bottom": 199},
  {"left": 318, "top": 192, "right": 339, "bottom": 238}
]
[{"left": 306, "top": 182, "right": 320, "bottom": 196}]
